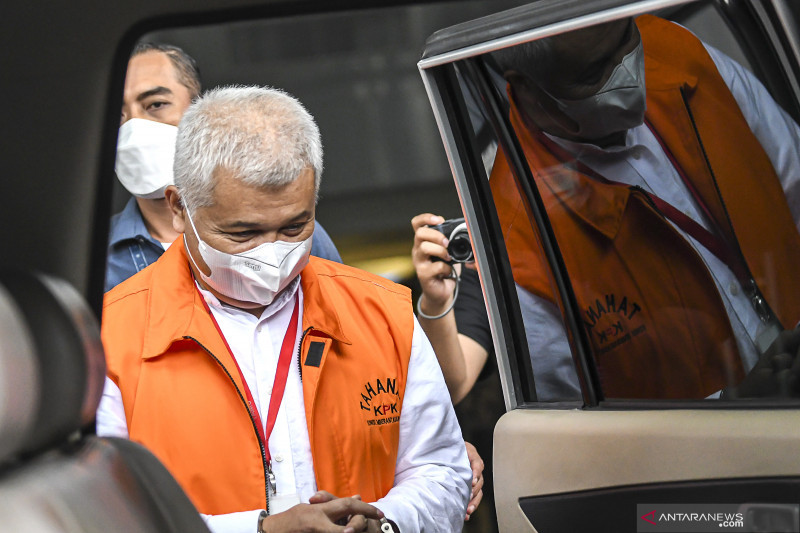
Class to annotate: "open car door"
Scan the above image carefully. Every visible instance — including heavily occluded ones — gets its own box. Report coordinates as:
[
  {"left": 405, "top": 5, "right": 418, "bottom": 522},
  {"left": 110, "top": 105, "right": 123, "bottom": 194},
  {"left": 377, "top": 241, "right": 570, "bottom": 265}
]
[{"left": 419, "top": 0, "right": 800, "bottom": 531}]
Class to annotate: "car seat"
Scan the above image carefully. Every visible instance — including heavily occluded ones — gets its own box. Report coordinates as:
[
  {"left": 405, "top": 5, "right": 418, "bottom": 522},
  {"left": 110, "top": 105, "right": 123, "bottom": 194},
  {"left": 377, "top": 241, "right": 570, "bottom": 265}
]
[{"left": 0, "top": 270, "right": 211, "bottom": 533}]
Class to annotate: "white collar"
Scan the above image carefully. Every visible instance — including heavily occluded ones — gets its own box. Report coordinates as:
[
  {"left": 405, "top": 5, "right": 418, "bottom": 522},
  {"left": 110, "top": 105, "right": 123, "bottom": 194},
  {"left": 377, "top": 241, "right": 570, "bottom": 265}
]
[{"left": 195, "top": 275, "right": 301, "bottom": 321}]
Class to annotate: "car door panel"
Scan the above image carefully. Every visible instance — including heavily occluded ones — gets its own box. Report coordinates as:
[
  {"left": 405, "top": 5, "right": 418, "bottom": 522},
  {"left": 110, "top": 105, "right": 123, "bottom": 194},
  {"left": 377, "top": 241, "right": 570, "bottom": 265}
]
[
  {"left": 494, "top": 409, "right": 800, "bottom": 531},
  {"left": 519, "top": 478, "right": 800, "bottom": 532}
]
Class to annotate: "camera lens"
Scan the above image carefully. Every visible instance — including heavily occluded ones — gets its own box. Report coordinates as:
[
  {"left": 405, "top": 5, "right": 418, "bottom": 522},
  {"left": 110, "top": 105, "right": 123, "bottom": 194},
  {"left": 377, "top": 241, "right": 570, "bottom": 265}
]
[{"left": 448, "top": 232, "right": 473, "bottom": 262}]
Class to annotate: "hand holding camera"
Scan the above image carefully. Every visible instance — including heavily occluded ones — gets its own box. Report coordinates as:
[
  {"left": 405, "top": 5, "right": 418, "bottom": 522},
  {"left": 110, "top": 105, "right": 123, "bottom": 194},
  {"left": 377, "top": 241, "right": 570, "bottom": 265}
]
[{"left": 411, "top": 213, "right": 474, "bottom": 319}]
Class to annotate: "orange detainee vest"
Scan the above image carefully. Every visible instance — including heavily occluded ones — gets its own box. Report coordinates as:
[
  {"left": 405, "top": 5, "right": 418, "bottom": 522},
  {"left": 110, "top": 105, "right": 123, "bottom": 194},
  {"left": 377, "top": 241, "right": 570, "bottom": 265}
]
[
  {"left": 102, "top": 242, "right": 413, "bottom": 515},
  {"left": 491, "top": 15, "right": 800, "bottom": 398}
]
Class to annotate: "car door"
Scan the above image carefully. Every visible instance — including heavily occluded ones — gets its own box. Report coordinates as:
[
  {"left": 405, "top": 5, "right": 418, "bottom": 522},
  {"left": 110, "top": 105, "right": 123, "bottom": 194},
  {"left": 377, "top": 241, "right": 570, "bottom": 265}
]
[{"left": 419, "top": 0, "right": 800, "bottom": 531}]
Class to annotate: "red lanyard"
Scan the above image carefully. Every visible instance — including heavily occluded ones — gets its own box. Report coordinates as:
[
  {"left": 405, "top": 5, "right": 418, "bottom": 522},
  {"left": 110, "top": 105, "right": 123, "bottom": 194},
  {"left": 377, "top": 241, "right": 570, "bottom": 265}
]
[
  {"left": 643, "top": 122, "right": 752, "bottom": 283},
  {"left": 196, "top": 287, "right": 300, "bottom": 491}
]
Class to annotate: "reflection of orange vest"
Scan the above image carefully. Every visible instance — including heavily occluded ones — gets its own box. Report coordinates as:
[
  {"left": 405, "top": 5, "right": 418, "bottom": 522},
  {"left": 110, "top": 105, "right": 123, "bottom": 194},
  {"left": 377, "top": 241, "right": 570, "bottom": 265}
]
[
  {"left": 491, "top": 15, "right": 800, "bottom": 399},
  {"left": 102, "top": 242, "right": 413, "bottom": 515}
]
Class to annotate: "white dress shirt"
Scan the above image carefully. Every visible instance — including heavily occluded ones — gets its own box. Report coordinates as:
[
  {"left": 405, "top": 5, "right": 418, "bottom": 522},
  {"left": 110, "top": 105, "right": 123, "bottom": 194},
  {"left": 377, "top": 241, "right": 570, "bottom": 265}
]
[
  {"left": 97, "top": 276, "right": 471, "bottom": 533},
  {"left": 520, "top": 42, "right": 800, "bottom": 400}
]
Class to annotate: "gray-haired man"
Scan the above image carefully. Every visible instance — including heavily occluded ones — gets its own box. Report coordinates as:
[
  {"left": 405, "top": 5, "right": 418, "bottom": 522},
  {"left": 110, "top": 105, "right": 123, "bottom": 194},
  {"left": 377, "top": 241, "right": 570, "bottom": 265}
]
[{"left": 98, "top": 86, "right": 471, "bottom": 533}]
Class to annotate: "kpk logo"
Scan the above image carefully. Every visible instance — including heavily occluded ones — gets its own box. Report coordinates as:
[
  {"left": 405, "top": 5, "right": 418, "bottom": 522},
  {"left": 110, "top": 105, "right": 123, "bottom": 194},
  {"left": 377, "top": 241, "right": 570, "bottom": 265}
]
[
  {"left": 359, "top": 377, "right": 400, "bottom": 427},
  {"left": 583, "top": 293, "right": 647, "bottom": 353}
]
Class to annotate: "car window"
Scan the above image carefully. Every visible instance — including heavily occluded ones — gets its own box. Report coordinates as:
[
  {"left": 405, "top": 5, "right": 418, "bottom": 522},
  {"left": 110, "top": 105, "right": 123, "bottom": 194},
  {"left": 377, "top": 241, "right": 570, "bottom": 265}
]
[{"left": 427, "top": 0, "right": 800, "bottom": 404}]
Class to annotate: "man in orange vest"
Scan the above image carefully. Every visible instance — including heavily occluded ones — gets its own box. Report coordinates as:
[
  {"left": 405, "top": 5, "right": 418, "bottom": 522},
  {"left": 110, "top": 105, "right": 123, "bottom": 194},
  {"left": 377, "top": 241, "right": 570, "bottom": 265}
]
[
  {"left": 488, "top": 15, "right": 800, "bottom": 400},
  {"left": 97, "top": 85, "right": 471, "bottom": 533}
]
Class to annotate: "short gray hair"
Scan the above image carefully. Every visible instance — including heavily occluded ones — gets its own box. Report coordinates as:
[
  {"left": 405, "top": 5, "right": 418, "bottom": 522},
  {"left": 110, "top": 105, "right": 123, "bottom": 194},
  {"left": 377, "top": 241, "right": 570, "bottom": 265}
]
[{"left": 173, "top": 85, "right": 323, "bottom": 211}]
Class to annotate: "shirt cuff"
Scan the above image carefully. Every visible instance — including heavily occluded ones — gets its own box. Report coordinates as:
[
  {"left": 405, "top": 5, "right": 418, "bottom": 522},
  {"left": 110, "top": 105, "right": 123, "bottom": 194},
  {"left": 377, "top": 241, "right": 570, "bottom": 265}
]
[{"left": 201, "top": 509, "right": 265, "bottom": 533}]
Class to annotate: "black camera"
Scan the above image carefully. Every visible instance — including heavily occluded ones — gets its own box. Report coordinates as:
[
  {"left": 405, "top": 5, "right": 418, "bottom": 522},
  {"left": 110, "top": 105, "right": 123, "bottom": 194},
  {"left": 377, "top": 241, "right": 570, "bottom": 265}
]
[{"left": 428, "top": 217, "right": 474, "bottom": 263}]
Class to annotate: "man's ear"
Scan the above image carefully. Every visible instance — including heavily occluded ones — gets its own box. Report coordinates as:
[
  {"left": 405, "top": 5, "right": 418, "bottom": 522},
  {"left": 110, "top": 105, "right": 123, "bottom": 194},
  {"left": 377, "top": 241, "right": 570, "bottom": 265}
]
[{"left": 164, "top": 186, "right": 186, "bottom": 234}]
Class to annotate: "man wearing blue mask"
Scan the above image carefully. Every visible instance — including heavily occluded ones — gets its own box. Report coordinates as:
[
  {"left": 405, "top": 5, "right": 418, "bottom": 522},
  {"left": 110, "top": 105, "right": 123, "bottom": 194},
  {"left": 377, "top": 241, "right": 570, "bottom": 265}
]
[
  {"left": 107, "top": 43, "right": 342, "bottom": 292},
  {"left": 97, "top": 86, "right": 472, "bottom": 533},
  {"left": 487, "top": 15, "right": 800, "bottom": 399}
]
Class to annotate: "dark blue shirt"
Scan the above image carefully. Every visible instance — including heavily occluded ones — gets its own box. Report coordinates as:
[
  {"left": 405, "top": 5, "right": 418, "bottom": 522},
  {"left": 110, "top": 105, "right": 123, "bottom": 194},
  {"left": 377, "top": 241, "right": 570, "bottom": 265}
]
[{"left": 105, "top": 197, "right": 343, "bottom": 292}]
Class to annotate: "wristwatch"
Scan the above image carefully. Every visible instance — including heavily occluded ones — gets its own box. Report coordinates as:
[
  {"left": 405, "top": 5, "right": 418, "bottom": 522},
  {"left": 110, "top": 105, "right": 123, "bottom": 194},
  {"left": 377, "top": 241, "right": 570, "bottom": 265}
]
[{"left": 379, "top": 517, "right": 399, "bottom": 532}]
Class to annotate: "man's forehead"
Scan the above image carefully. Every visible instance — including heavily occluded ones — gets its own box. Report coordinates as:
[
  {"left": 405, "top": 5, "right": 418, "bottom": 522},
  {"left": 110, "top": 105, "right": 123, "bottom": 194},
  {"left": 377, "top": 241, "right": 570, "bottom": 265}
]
[
  {"left": 201, "top": 167, "right": 316, "bottom": 218},
  {"left": 126, "top": 51, "right": 181, "bottom": 88}
]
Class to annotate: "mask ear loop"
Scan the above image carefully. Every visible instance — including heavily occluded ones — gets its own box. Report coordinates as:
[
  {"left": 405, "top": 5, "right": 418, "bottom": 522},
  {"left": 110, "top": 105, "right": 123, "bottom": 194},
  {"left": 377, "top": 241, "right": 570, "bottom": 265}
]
[
  {"left": 182, "top": 208, "right": 210, "bottom": 278},
  {"left": 416, "top": 265, "right": 461, "bottom": 320}
]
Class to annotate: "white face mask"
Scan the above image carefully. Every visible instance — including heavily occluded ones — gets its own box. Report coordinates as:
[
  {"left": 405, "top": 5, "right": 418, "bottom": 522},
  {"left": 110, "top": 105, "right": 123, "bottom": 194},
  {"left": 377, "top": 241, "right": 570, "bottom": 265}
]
[
  {"left": 115, "top": 118, "right": 178, "bottom": 199},
  {"left": 183, "top": 209, "right": 312, "bottom": 306},
  {"left": 544, "top": 40, "right": 646, "bottom": 141}
]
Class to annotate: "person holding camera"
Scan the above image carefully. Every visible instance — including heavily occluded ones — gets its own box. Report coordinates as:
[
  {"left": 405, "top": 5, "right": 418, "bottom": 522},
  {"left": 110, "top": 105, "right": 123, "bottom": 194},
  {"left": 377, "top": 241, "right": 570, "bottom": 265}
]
[
  {"left": 411, "top": 213, "right": 497, "bottom": 527},
  {"left": 411, "top": 213, "right": 492, "bottom": 404}
]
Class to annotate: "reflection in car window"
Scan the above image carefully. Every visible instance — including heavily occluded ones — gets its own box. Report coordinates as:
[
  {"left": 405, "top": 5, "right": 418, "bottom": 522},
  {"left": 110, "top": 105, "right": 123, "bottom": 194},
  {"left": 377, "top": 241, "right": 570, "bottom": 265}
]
[
  {"left": 466, "top": 8, "right": 800, "bottom": 401},
  {"left": 482, "top": 143, "right": 583, "bottom": 402}
]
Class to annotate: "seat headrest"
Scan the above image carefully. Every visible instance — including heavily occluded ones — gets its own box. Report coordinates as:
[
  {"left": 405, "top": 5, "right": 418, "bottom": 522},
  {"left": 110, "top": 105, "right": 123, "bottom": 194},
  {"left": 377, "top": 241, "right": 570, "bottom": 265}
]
[
  {"left": 0, "top": 284, "right": 38, "bottom": 463},
  {"left": 0, "top": 271, "right": 105, "bottom": 456}
]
